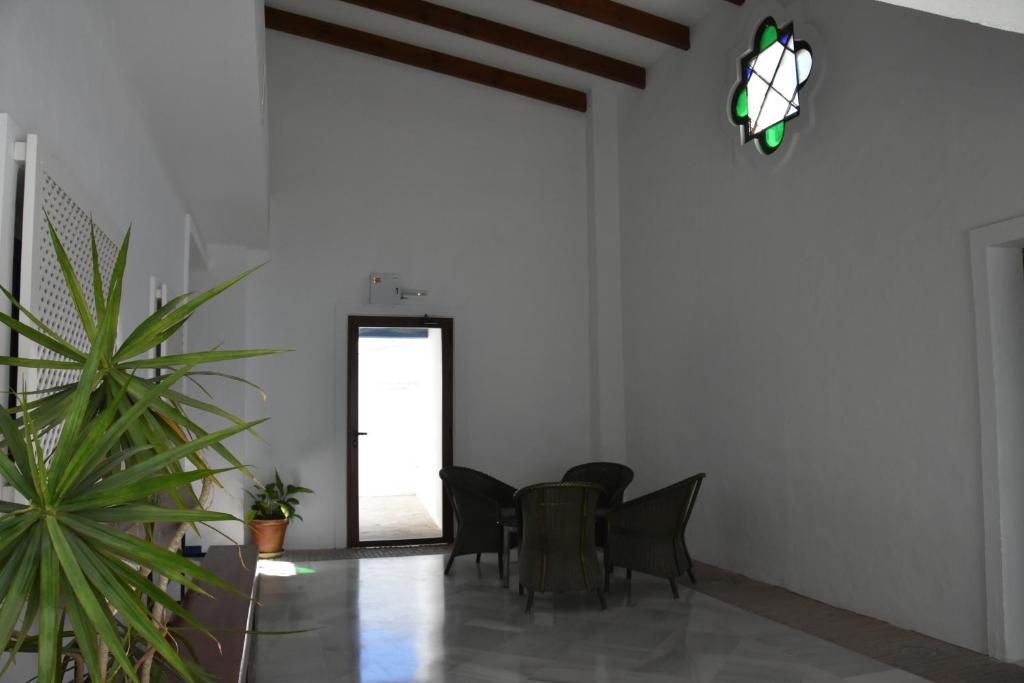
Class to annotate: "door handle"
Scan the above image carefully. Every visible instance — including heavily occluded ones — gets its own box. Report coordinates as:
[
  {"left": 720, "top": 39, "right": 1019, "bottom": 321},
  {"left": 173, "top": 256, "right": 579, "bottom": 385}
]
[{"left": 352, "top": 431, "right": 368, "bottom": 448}]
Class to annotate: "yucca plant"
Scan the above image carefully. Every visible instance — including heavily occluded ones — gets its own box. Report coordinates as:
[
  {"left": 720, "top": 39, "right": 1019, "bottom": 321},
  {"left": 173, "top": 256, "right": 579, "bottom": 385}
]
[{"left": 0, "top": 218, "right": 283, "bottom": 682}]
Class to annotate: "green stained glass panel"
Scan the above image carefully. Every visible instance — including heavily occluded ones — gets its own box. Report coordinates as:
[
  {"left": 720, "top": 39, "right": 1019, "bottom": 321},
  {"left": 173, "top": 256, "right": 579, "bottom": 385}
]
[
  {"left": 735, "top": 88, "right": 748, "bottom": 118},
  {"left": 764, "top": 122, "right": 785, "bottom": 148},
  {"left": 758, "top": 23, "right": 778, "bottom": 52}
]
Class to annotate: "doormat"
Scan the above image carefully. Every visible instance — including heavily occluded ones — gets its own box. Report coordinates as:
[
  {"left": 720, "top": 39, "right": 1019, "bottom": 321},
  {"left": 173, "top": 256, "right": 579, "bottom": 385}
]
[{"left": 280, "top": 544, "right": 450, "bottom": 562}]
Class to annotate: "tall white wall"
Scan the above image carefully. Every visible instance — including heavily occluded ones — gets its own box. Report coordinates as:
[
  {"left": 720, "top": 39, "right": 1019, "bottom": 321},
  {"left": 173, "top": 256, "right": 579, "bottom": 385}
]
[
  {"left": 0, "top": 0, "right": 188, "bottom": 331},
  {"left": 248, "top": 30, "right": 593, "bottom": 549},
  {"left": 618, "top": 0, "right": 1024, "bottom": 653},
  {"left": 587, "top": 87, "right": 627, "bottom": 462},
  {"left": 186, "top": 244, "right": 263, "bottom": 547}
]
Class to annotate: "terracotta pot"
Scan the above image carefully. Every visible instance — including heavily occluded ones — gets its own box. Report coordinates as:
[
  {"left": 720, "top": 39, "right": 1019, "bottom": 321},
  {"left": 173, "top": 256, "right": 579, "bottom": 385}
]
[{"left": 249, "top": 518, "right": 289, "bottom": 558}]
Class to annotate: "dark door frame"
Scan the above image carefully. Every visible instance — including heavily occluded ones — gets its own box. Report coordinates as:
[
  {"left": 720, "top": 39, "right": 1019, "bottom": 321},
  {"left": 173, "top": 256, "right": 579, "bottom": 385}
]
[{"left": 346, "top": 314, "right": 454, "bottom": 547}]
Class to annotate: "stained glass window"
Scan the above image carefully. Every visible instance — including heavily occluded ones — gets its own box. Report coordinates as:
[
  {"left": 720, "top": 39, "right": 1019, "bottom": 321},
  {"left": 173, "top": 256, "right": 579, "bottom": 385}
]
[{"left": 731, "top": 18, "right": 813, "bottom": 155}]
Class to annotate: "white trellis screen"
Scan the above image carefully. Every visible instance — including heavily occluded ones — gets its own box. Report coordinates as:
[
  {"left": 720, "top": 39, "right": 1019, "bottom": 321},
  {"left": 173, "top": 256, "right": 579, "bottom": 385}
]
[{"left": 15, "top": 133, "right": 121, "bottom": 456}]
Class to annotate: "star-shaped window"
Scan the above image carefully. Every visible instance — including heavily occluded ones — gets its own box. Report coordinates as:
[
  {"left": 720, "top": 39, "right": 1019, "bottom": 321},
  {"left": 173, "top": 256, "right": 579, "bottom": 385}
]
[{"left": 731, "top": 18, "right": 813, "bottom": 155}]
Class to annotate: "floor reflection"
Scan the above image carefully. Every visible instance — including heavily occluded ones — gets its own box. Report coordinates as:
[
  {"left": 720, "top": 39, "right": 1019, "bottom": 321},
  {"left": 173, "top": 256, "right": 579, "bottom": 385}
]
[
  {"left": 248, "top": 553, "right": 929, "bottom": 683},
  {"left": 355, "top": 556, "right": 444, "bottom": 682}
]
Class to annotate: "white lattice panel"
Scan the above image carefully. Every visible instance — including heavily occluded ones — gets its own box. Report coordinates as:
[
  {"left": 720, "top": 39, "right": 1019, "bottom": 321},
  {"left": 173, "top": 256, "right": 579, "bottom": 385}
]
[
  {"left": 19, "top": 135, "right": 120, "bottom": 453},
  {"left": 33, "top": 171, "right": 118, "bottom": 387}
]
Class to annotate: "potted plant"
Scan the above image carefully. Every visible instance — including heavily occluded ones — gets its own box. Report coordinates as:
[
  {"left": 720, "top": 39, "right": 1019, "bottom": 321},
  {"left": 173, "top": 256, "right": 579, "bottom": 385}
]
[
  {"left": 247, "top": 471, "right": 313, "bottom": 557},
  {"left": 0, "top": 218, "right": 283, "bottom": 682}
]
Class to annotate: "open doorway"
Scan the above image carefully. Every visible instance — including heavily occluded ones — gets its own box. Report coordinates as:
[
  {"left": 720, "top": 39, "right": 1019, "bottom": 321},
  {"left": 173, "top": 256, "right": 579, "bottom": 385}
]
[{"left": 347, "top": 316, "right": 453, "bottom": 546}]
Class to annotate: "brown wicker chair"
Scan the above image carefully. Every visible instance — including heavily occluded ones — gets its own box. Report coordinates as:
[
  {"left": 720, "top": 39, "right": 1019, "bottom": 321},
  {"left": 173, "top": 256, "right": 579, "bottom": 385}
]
[
  {"left": 439, "top": 466, "right": 516, "bottom": 578},
  {"left": 561, "top": 462, "right": 634, "bottom": 508},
  {"left": 514, "top": 482, "right": 607, "bottom": 613},
  {"left": 603, "top": 473, "right": 705, "bottom": 599}
]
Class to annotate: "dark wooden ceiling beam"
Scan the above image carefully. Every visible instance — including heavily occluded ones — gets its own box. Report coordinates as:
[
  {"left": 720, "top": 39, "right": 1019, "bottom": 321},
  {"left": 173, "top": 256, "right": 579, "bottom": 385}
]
[
  {"left": 528, "top": 0, "right": 690, "bottom": 50},
  {"left": 265, "top": 7, "right": 588, "bottom": 112},
  {"left": 336, "top": 0, "right": 645, "bottom": 89}
]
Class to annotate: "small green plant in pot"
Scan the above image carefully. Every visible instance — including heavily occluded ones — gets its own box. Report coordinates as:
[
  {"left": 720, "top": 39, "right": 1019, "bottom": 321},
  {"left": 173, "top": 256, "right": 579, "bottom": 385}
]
[{"left": 246, "top": 471, "right": 313, "bottom": 557}]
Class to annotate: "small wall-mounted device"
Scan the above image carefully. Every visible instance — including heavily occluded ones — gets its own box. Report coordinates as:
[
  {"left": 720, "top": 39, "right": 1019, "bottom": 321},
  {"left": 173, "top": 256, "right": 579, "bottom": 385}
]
[
  {"left": 369, "top": 273, "right": 429, "bottom": 305},
  {"left": 369, "top": 272, "right": 401, "bottom": 304}
]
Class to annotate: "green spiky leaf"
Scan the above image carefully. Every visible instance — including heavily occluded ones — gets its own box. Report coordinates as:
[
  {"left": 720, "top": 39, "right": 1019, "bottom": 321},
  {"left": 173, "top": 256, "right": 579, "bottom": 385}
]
[{"left": 0, "top": 221, "right": 285, "bottom": 682}]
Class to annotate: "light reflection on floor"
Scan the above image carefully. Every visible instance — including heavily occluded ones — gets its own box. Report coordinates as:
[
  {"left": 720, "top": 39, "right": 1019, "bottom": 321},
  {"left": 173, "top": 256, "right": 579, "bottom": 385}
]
[
  {"left": 355, "top": 555, "right": 443, "bottom": 682},
  {"left": 248, "top": 554, "right": 929, "bottom": 683},
  {"left": 257, "top": 559, "right": 317, "bottom": 577}
]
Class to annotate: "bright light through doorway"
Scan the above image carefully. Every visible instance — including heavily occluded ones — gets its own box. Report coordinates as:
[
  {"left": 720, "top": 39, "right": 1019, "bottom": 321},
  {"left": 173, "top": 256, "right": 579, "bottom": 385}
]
[{"left": 358, "top": 327, "right": 444, "bottom": 543}]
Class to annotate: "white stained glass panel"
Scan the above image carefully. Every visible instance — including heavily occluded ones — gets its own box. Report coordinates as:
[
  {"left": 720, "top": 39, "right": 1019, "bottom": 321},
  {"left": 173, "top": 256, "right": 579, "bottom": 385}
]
[
  {"left": 773, "top": 47, "right": 799, "bottom": 106},
  {"left": 753, "top": 89, "right": 790, "bottom": 133},
  {"left": 751, "top": 42, "right": 784, "bottom": 83},
  {"left": 746, "top": 73, "right": 770, "bottom": 135},
  {"left": 797, "top": 49, "right": 813, "bottom": 84}
]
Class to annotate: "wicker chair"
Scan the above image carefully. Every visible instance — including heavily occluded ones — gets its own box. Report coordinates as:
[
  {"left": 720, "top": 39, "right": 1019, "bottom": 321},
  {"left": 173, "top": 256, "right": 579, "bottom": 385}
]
[
  {"left": 561, "top": 462, "right": 634, "bottom": 508},
  {"left": 439, "top": 466, "right": 516, "bottom": 578},
  {"left": 603, "top": 473, "right": 706, "bottom": 599},
  {"left": 514, "top": 482, "right": 607, "bottom": 613},
  {"left": 562, "top": 462, "right": 634, "bottom": 547}
]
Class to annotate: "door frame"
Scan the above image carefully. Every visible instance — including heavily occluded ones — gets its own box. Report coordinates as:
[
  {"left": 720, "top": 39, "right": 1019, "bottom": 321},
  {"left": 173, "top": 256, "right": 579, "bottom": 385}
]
[{"left": 346, "top": 315, "right": 454, "bottom": 547}]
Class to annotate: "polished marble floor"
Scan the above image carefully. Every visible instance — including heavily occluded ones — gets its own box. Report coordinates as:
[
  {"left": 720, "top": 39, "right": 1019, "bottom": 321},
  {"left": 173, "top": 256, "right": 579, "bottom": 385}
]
[
  {"left": 359, "top": 495, "right": 442, "bottom": 542},
  {"left": 248, "top": 554, "right": 929, "bottom": 683}
]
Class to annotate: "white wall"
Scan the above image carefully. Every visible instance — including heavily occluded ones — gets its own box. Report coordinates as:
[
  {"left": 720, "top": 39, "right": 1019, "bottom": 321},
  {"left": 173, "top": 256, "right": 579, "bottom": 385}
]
[
  {"left": 186, "top": 244, "right": 261, "bottom": 548},
  {"left": 0, "top": 0, "right": 188, "bottom": 333},
  {"left": 102, "top": 0, "right": 270, "bottom": 247},
  {"left": 587, "top": 87, "right": 627, "bottom": 462},
  {"left": 618, "top": 0, "right": 1024, "bottom": 653},
  {"left": 244, "top": 30, "right": 593, "bottom": 550},
  {"left": 0, "top": 2, "right": 192, "bottom": 680}
]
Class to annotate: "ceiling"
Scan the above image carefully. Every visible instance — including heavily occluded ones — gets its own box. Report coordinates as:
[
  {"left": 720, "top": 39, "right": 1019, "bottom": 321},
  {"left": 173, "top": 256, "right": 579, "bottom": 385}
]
[
  {"left": 100, "top": 0, "right": 1024, "bottom": 247},
  {"left": 874, "top": 0, "right": 1024, "bottom": 35},
  {"left": 101, "top": 0, "right": 725, "bottom": 246},
  {"left": 265, "top": 0, "right": 722, "bottom": 95}
]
